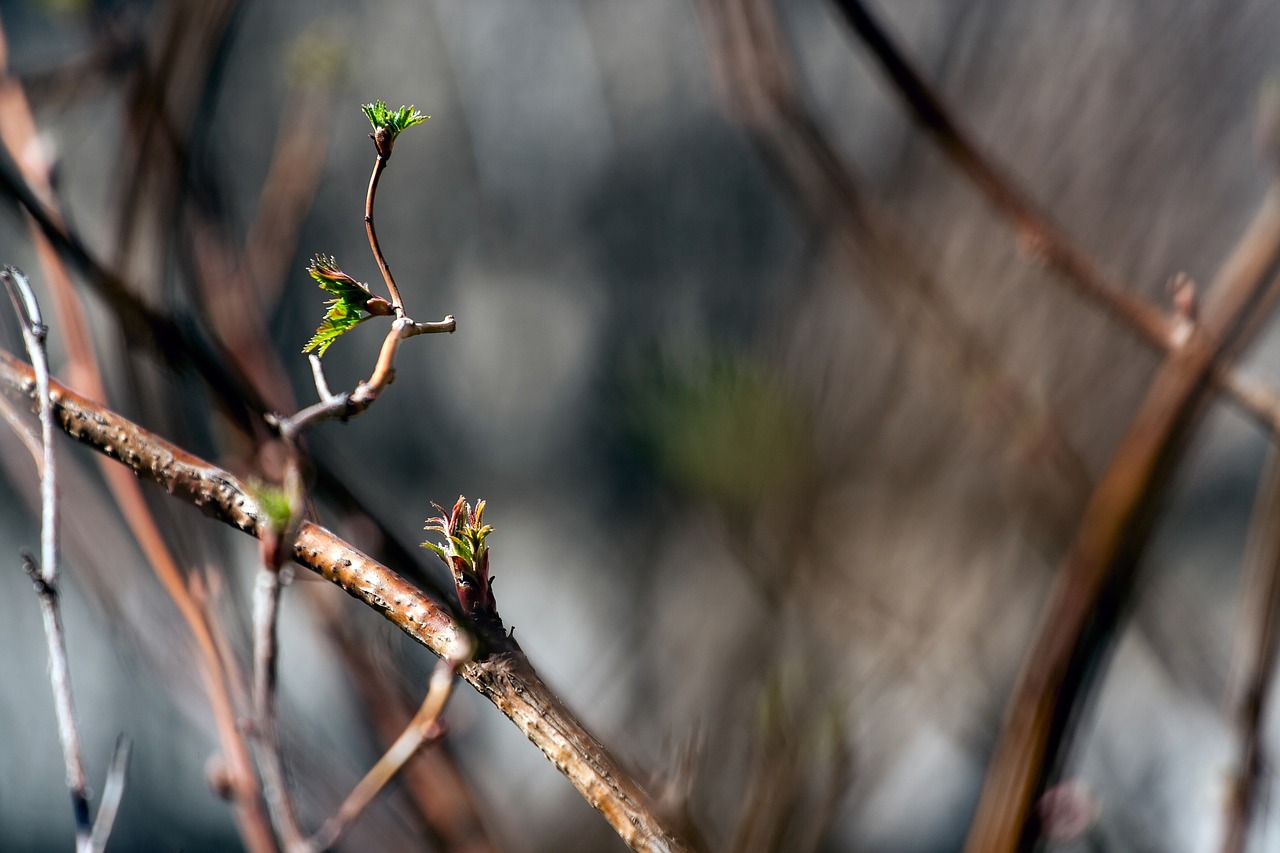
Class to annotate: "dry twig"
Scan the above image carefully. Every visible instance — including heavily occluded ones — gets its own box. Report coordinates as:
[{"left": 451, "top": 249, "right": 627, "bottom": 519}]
[
  {"left": 309, "top": 658, "right": 461, "bottom": 851},
  {"left": 1221, "top": 449, "right": 1280, "bottom": 853},
  {"left": 2, "top": 267, "right": 123, "bottom": 853}
]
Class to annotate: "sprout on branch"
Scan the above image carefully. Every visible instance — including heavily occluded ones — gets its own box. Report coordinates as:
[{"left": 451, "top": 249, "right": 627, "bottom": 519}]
[
  {"left": 362, "top": 100, "right": 428, "bottom": 158},
  {"left": 302, "top": 255, "right": 393, "bottom": 357},
  {"left": 423, "top": 496, "right": 494, "bottom": 617}
]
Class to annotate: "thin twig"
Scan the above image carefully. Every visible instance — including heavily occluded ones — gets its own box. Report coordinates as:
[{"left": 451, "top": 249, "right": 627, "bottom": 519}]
[
  {"left": 251, "top": 554, "right": 308, "bottom": 853},
  {"left": 310, "top": 658, "right": 460, "bottom": 852},
  {"left": 3, "top": 267, "right": 92, "bottom": 853},
  {"left": 1221, "top": 448, "right": 1280, "bottom": 853},
  {"left": 273, "top": 315, "right": 456, "bottom": 441},
  {"left": 364, "top": 154, "right": 403, "bottom": 314},
  {"left": 89, "top": 736, "right": 132, "bottom": 852},
  {"left": 0, "top": 349, "right": 695, "bottom": 853}
]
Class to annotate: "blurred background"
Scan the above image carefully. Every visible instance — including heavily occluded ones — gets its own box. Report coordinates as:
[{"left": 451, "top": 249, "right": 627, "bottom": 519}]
[{"left": 1, "top": 1, "right": 1279, "bottom": 851}]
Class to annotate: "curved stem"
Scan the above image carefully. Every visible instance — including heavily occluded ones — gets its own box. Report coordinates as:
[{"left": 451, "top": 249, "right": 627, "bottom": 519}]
[{"left": 364, "top": 155, "right": 403, "bottom": 314}]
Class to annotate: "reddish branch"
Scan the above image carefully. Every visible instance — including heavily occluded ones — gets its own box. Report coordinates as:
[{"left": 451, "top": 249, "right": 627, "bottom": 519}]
[
  {"left": 965, "top": 190, "right": 1280, "bottom": 850},
  {"left": 817, "top": 2, "right": 1280, "bottom": 847},
  {"left": 828, "top": 0, "right": 1280, "bottom": 434},
  {"left": 0, "top": 349, "right": 695, "bottom": 853}
]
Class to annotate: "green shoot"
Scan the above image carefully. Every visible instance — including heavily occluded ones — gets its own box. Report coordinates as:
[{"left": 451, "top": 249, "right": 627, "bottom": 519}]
[
  {"left": 302, "top": 255, "right": 392, "bottom": 357},
  {"left": 362, "top": 100, "right": 429, "bottom": 142},
  {"left": 423, "top": 496, "right": 495, "bottom": 616}
]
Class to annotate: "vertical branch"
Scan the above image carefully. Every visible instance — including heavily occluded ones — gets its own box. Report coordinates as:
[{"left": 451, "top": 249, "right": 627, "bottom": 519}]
[
  {"left": 249, "top": 446, "right": 308, "bottom": 852},
  {"left": 363, "top": 153, "right": 403, "bottom": 313},
  {"left": 3, "top": 267, "right": 91, "bottom": 852},
  {"left": 0, "top": 20, "right": 277, "bottom": 851},
  {"left": 1221, "top": 449, "right": 1280, "bottom": 853}
]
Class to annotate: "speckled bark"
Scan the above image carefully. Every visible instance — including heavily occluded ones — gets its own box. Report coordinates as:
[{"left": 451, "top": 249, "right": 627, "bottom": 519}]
[{"left": 0, "top": 348, "right": 692, "bottom": 853}]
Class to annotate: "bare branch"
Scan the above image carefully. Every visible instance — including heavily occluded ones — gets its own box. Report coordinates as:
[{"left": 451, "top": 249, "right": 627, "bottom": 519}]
[
  {"left": 250, "top": 557, "right": 308, "bottom": 853},
  {"left": 89, "top": 737, "right": 132, "bottom": 852},
  {"left": 0, "top": 349, "right": 694, "bottom": 853},
  {"left": 310, "top": 658, "right": 460, "bottom": 852},
  {"left": 827, "top": 0, "right": 1280, "bottom": 434},
  {"left": 274, "top": 314, "right": 455, "bottom": 441},
  {"left": 2, "top": 267, "right": 94, "bottom": 852},
  {"left": 965, "top": 188, "right": 1280, "bottom": 851},
  {"left": 1221, "top": 449, "right": 1280, "bottom": 853}
]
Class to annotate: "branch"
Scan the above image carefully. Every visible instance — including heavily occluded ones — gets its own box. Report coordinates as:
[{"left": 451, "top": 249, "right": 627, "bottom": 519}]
[
  {"left": 827, "top": 0, "right": 1280, "bottom": 435},
  {"left": 1221, "top": 449, "right": 1280, "bottom": 853},
  {"left": 965, "top": 188, "right": 1280, "bottom": 851},
  {"left": 309, "top": 658, "right": 460, "bottom": 852},
  {"left": 364, "top": 153, "right": 403, "bottom": 313},
  {"left": 250, "top": 548, "right": 308, "bottom": 853},
  {"left": 0, "top": 348, "right": 695, "bottom": 853},
  {"left": 2, "top": 267, "right": 94, "bottom": 852},
  {"left": 693, "top": 0, "right": 1093, "bottom": 530},
  {"left": 89, "top": 737, "right": 132, "bottom": 852}
]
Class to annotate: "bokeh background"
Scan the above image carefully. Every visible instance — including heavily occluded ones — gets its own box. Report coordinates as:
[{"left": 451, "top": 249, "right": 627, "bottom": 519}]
[{"left": 1, "top": 1, "right": 1280, "bottom": 851}]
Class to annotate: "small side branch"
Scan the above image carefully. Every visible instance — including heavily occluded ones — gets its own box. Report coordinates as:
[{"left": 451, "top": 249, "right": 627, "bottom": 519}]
[
  {"left": 310, "top": 658, "right": 461, "bottom": 852},
  {"left": 273, "top": 314, "right": 455, "bottom": 441}
]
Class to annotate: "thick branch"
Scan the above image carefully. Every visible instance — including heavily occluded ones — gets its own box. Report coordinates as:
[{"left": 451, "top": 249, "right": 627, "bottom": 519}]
[
  {"left": 0, "top": 348, "right": 693, "bottom": 853},
  {"left": 965, "top": 189, "right": 1280, "bottom": 851}
]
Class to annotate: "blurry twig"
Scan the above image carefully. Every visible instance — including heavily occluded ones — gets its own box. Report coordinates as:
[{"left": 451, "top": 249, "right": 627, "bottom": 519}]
[
  {"left": 693, "top": 0, "right": 1093, "bottom": 533},
  {"left": 309, "top": 658, "right": 460, "bottom": 852},
  {"left": 0, "top": 349, "right": 696, "bottom": 853},
  {"left": 89, "top": 737, "right": 133, "bottom": 853},
  {"left": 966, "top": 188, "right": 1280, "bottom": 851},
  {"left": 827, "top": 0, "right": 1280, "bottom": 434},
  {"left": 251, "top": 519, "right": 308, "bottom": 853},
  {"left": 2, "top": 267, "right": 118, "bottom": 853},
  {"left": 1221, "top": 449, "right": 1280, "bottom": 853}
]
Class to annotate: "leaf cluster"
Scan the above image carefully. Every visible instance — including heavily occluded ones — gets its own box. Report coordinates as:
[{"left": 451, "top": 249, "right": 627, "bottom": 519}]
[
  {"left": 302, "top": 255, "right": 390, "bottom": 357},
  {"left": 361, "top": 100, "right": 429, "bottom": 141},
  {"left": 422, "top": 496, "right": 493, "bottom": 580}
]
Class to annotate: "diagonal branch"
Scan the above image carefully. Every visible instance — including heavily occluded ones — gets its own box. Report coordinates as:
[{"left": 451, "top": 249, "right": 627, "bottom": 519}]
[
  {"left": 309, "top": 657, "right": 461, "bottom": 852},
  {"left": 827, "top": 0, "right": 1280, "bottom": 435},
  {"left": 964, "top": 187, "right": 1280, "bottom": 851},
  {"left": 0, "top": 348, "right": 695, "bottom": 853}
]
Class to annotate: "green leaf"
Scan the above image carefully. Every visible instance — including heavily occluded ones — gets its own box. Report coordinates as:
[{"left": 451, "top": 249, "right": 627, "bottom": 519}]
[
  {"left": 361, "top": 100, "right": 428, "bottom": 140},
  {"left": 302, "top": 255, "right": 380, "bottom": 357},
  {"left": 247, "top": 479, "right": 293, "bottom": 534},
  {"left": 421, "top": 495, "right": 493, "bottom": 579}
]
